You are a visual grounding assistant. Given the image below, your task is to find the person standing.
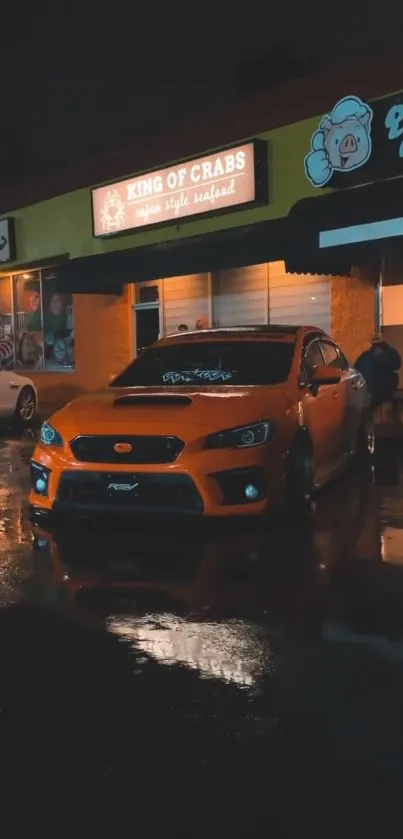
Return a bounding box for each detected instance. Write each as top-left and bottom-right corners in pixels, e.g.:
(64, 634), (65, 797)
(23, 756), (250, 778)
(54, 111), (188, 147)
(354, 333), (401, 409)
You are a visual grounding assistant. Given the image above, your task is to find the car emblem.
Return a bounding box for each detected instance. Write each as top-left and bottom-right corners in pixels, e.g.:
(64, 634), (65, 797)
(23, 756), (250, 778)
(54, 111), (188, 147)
(113, 442), (132, 454)
(107, 482), (139, 492)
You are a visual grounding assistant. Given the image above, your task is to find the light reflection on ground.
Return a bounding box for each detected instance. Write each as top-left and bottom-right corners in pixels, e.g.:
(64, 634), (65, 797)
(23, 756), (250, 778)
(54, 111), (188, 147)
(108, 614), (271, 688)
(0, 436), (35, 603)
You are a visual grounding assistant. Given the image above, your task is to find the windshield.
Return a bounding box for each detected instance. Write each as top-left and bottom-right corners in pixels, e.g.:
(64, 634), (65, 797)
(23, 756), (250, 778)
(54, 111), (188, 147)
(111, 339), (295, 388)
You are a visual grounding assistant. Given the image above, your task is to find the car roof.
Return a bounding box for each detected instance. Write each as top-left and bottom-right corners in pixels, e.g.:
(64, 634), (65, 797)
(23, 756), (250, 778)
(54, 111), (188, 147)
(158, 325), (326, 343)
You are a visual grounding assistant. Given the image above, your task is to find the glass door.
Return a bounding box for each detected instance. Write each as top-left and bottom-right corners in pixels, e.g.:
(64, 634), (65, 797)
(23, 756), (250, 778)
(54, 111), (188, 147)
(134, 303), (160, 354)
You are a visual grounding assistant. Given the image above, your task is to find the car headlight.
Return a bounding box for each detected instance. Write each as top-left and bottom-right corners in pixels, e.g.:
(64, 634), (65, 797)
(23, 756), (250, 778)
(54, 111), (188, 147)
(39, 421), (63, 447)
(205, 421), (274, 450)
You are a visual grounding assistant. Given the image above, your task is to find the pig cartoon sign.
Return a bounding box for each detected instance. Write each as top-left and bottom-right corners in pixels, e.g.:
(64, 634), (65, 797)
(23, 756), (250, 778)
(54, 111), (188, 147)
(304, 96), (374, 187)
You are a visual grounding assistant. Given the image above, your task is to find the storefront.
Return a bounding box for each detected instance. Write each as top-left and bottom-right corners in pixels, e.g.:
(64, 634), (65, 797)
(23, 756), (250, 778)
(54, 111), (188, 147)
(286, 90), (403, 371)
(2, 78), (402, 406)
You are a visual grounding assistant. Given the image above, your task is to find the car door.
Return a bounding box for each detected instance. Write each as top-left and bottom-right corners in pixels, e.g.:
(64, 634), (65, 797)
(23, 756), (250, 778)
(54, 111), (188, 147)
(321, 342), (366, 453)
(318, 340), (349, 458)
(0, 366), (19, 416)
(300, 338), (343, 481)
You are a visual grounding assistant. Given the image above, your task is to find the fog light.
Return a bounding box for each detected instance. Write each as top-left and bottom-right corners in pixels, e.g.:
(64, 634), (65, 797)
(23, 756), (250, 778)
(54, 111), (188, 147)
(212, 467), (265, 505)
(30, 461), (50, 497)
(33, 536), (49, 550)
(245, 483), (259, 500)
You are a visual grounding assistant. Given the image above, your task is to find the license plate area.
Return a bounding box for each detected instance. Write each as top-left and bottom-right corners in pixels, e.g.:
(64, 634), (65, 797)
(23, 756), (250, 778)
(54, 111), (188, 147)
(104, 473), (141, 505)
(57, 471), (204, 511)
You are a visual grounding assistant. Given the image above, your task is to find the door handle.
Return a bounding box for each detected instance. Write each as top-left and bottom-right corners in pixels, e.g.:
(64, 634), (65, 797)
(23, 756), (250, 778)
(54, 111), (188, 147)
(332, 390), (339, 399)
(9, 381), (19, 389)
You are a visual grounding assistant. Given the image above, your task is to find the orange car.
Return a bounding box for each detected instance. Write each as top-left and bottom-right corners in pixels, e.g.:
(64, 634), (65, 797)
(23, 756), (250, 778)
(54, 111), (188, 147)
(28, 325), (372, 523)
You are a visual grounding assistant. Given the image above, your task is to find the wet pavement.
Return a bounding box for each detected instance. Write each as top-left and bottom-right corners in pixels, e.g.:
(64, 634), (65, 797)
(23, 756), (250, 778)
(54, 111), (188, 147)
(3, 426), (403, 832)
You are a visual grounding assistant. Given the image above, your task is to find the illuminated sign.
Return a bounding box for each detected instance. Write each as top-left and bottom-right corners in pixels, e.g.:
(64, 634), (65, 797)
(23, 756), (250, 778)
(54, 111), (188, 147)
(91, 142), (263, 237)
(305, 96), (373, 188)
(304, 91), (403, 190)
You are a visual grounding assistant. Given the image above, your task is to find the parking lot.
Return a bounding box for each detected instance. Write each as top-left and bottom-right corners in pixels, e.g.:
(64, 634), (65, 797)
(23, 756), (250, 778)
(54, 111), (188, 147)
(2, 426), (403, 832)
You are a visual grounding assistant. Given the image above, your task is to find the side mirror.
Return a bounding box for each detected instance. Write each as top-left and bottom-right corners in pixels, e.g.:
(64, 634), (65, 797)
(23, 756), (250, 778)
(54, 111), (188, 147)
(311, 364), (341, 387)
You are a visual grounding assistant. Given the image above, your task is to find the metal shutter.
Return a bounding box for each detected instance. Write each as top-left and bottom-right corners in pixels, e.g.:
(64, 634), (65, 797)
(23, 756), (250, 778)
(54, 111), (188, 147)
(212, 264), (268, 327)
(163, 274), (209, 334)
(268, 261), (331, 333)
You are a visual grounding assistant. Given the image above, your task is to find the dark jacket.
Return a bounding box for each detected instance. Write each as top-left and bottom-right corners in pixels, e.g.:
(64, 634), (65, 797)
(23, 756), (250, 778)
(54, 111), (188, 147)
(355, 342), (401, 406)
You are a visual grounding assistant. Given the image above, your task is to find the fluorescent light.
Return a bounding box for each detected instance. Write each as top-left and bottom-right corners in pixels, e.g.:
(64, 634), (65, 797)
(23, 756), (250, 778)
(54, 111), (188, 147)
(319, 216), (403, 249)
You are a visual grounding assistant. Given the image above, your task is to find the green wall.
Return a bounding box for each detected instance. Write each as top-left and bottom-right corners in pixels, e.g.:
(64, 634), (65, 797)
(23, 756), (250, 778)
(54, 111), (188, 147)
(3, 88), (402, 268)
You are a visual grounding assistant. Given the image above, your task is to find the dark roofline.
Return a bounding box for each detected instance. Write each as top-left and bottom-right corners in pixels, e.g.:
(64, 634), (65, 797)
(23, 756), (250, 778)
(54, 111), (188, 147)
(2, 47), (403, 215)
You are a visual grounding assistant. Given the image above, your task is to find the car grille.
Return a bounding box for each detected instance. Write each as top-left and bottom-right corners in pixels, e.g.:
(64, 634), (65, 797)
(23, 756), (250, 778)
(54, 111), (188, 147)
(56, 471), (203, 513)
(69, 435), (184, 464)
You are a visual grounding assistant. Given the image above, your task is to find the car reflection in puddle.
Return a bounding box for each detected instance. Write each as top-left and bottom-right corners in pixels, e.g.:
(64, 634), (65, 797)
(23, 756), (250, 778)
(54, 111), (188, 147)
(29, 458), (403, 689)
(31, 523), (290, 688)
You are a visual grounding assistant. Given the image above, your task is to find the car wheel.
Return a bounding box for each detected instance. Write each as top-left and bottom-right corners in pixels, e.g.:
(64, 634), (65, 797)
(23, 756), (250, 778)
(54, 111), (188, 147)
(14, 385), (37, 425)
(286, 434), (314, 516)
(355, 409), (375, 462)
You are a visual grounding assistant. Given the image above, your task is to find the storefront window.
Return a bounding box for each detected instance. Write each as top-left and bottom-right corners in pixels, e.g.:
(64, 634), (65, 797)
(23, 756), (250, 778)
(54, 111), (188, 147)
(14, 271), (44, 370)
(42, 269), (75, 371)
(0, 275), (15, 370)
(0, 268), (74, 373)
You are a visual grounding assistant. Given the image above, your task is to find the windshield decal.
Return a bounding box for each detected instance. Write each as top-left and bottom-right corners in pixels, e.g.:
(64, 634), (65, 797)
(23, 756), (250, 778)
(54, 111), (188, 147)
(162, 369), (233, 384)
(162, 372), (193, 384)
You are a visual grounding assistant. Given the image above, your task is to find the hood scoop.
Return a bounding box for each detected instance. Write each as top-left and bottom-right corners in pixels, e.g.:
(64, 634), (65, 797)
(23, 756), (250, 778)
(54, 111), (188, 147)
(113, 394), (193, 407)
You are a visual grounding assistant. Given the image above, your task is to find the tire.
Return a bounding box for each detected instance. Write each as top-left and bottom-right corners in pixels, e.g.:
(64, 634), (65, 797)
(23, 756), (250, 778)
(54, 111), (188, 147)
(14, 385), (37, 425)
(286, 434), (314, 516)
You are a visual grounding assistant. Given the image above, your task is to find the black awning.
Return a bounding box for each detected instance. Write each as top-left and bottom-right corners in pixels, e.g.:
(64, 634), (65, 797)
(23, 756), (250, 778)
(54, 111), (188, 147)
(56, 218), (287, 294)
(55, 249), (129, 294)
(285, 176), (403, 275)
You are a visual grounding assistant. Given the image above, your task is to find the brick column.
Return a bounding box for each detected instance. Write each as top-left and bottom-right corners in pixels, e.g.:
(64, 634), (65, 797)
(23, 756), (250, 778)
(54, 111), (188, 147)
(331, 264), (377, 363)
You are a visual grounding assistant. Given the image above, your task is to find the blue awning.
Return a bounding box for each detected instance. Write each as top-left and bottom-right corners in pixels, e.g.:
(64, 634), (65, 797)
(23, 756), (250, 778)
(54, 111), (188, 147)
(285, 177), (403, 275)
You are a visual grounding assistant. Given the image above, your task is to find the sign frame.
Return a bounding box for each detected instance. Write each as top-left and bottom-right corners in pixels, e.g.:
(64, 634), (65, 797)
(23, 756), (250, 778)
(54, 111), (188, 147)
(0, 217), (16, 264)
(90, 139), (269, 239)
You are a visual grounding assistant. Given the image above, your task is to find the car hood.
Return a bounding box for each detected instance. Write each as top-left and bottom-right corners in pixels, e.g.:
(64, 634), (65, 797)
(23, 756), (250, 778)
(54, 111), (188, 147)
(51, 385), (291, 439)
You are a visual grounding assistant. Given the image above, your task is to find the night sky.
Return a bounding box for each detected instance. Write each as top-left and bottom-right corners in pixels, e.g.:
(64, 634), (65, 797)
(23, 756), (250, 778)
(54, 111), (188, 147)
(2, 6), (400, 180)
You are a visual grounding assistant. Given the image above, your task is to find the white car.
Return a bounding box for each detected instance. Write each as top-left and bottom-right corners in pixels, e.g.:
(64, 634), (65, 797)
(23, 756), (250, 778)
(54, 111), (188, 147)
(0, 368), (38, 424)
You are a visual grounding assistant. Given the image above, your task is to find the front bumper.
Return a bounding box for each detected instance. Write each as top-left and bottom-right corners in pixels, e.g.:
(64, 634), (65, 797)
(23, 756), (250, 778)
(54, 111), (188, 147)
(29, 443), (283, 519)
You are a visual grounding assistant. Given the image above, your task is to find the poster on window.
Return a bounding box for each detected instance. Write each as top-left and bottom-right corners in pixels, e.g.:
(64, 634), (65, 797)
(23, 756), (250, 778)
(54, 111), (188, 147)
(14, 272), (44, 371)
(42, 270), (74, 371)
(0, 276), (15, 370)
